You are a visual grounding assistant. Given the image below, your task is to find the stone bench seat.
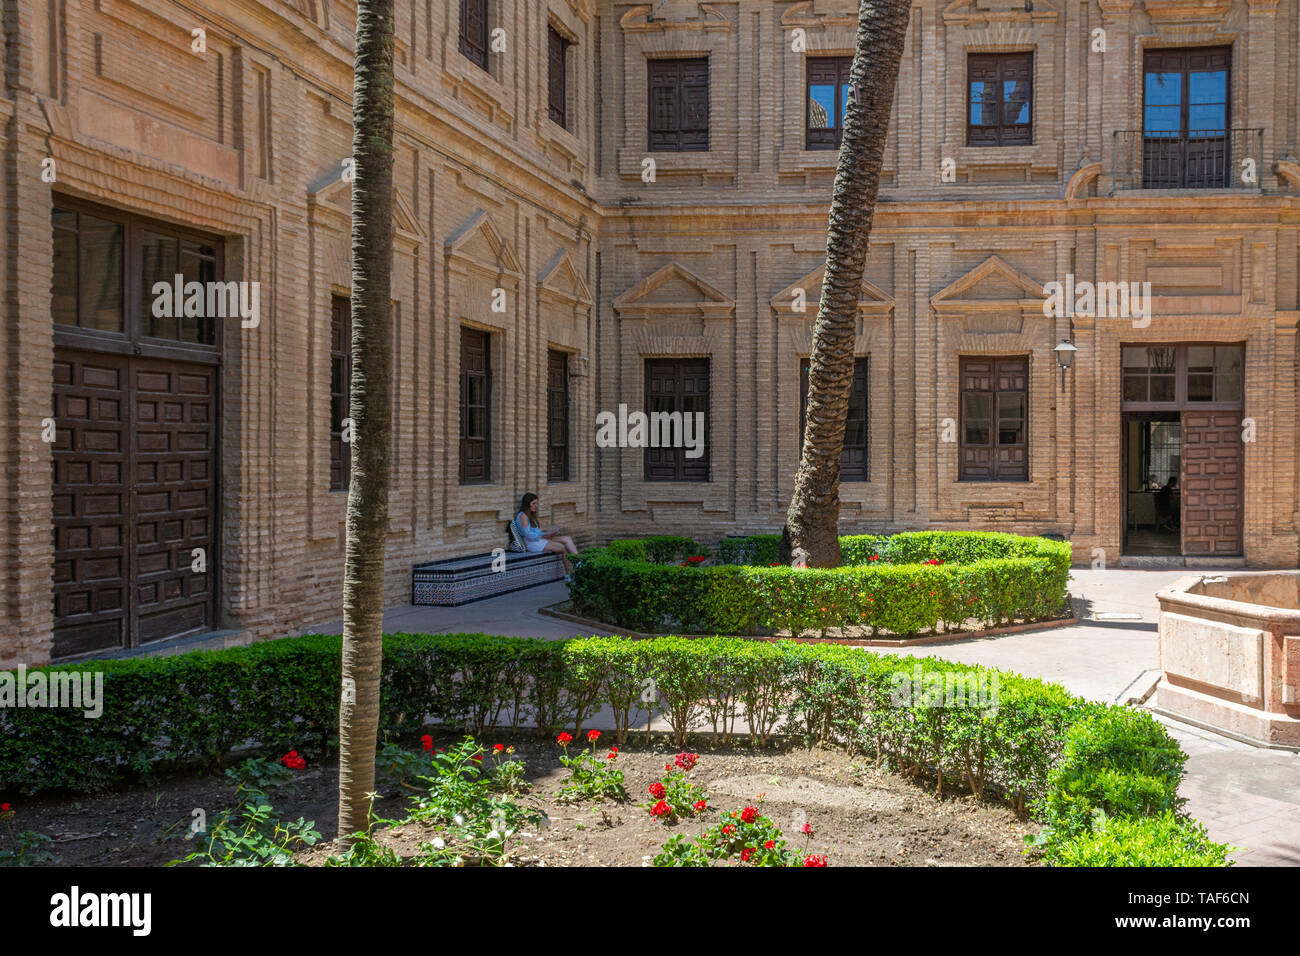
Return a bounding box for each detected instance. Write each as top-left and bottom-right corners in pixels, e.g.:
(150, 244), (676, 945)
(411, 549), (565, 607)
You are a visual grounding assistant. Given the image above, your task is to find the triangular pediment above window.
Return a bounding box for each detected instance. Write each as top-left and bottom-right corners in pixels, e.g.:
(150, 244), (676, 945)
(538, 249), (594, 307)
(931, 255), (1047, 314)
(445, 209), (521, 281)
(308, 171), (424, 243)
(770, 264), (893, 317)
(613, 262), (734, 318)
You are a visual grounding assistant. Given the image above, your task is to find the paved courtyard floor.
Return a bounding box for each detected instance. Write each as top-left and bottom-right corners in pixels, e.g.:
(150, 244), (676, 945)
(319, 566), (1300, 865)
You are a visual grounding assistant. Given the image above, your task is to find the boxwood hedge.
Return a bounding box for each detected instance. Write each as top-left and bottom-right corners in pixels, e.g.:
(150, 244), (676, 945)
(0, 630), (1224, 865)
(571, 531), (1072, 637)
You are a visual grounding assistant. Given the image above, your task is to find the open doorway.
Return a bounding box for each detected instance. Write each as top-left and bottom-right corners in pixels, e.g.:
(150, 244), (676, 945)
(1123, 413), (1181, 555)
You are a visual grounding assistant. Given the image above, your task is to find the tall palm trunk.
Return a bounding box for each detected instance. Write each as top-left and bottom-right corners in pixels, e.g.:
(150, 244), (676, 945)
(337, 0), (395, 844)
(782, 0), (911, 568)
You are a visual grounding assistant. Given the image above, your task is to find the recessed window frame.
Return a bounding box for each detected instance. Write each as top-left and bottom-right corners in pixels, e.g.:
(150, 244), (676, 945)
(643, 357), (710, 482)
(547, 23), (571, 130)
(966, 51), (1034, 147)
(647, 57), (710, 152)
(958, 356), (1029, 482)
(329, 294), (352, 492)
(459, 326), (492, 485)
(547, 349), (570, 482)
(800, 357), (870, 481)
(459, 0), (490, 72)
(805, 55), (853, 151)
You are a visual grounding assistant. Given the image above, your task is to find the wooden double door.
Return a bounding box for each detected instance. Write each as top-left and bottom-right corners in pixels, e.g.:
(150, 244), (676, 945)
(52, 349), (218, 658)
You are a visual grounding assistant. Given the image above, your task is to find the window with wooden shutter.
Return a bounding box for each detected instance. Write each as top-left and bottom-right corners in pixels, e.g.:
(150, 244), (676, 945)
(548, 25), (569, 129)
(460, 328), (491, 484)
(459, 0), (489, 71)
(644, 358), (709, 482)
(647, 58), (709, 152)
(800, 358), (869, 481)
(329, 295), (352, 491)
(547, 350), (570, 482)
(967, 52), (1033, 147)
(806, 56), (853, 151)
(959, 357), (1028, 481)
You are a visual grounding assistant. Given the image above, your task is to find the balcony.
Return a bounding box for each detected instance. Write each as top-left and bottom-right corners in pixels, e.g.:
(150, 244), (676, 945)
(1112, 128), (1264, 190)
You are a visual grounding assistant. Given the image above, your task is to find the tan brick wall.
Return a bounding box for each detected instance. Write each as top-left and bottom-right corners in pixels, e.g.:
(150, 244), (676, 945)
(0, 0), (1297, 666)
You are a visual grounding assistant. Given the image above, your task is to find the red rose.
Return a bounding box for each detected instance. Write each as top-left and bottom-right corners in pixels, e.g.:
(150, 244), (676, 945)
(421, 735), (434, 751)
(648, 782), (666, 799)
(740, 806), (758, 824)
(651, 800), (671, 817)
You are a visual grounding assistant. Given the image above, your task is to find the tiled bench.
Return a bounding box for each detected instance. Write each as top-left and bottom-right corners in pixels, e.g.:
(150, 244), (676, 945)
(411, 550), (565, 607)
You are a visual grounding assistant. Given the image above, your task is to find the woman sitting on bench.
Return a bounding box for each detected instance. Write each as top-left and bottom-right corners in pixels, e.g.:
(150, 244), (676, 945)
(513, 492), (578, 573)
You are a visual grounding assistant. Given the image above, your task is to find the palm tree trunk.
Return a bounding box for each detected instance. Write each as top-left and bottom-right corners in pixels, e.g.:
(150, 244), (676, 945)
(783, 0), (911, 568)
(337, 0), (395, 844)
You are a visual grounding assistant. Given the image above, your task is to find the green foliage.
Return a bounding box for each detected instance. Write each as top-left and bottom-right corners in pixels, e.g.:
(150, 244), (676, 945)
(2, 626), (1216, 869)
(1037, 708), (1188, 837)
(1038, 811), (1233, 867)
(176, 786), (322, 867)
(0, 811), (59, 867)
(555, 731), (626, 803)
(570, 531), (1071, 636)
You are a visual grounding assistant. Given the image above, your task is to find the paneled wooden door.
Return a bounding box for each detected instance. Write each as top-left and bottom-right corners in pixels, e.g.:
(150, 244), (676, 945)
(52, 349), (217, 658)
(1181, 410), (1243, 555)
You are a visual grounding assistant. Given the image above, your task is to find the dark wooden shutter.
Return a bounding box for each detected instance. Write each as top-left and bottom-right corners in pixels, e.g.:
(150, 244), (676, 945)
(648, 58), (709, 152)
(967, 52), (1033, 147)
(800, 358), (869, 480)
(329, 295), (351, 492)
(548, 26), (568, 128)
(960, 357), (1028, 481)
(1181, 410), (1242, 555)
(459, 328), (491, 483)
(805, 56), (852, 150)
(645, 358), (709, 481)
(547, 350), (569, 481)
(459, 0), (489, 71)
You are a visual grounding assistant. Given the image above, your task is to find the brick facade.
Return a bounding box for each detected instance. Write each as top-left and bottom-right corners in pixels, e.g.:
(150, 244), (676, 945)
(1, 0), (1297, 665)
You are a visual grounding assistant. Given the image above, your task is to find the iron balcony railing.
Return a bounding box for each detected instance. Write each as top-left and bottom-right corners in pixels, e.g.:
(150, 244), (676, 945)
(1112, 128), (1264, 190)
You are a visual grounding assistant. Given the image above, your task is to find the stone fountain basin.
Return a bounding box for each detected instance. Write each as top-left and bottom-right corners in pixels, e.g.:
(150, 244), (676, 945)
(1153, 572), (1300, 750)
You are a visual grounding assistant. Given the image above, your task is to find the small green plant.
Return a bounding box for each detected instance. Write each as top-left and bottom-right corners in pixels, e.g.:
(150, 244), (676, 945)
(651, 833), (710, 867)
(485, 743), (531, 795)
(174, 788), (322, 867)
(555, 730), (627, 803)
(0, 803), (60, 867)
(652, 798), (825, 867)
(644, 751), (710, 822)
(225, 755), (295, 792)
(326, 830), (403, 867)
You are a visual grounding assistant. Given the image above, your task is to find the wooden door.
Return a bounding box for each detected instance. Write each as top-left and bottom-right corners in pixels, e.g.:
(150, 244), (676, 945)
(51, 350), (217, 656)
(1181, 410), (1242, 555)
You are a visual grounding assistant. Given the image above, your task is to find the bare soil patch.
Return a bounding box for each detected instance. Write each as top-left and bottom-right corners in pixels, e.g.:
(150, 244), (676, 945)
(12, 731), (1038, 867)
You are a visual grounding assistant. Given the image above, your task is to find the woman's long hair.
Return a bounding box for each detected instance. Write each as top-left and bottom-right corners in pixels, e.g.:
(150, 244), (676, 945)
(516, 492), (539, 528)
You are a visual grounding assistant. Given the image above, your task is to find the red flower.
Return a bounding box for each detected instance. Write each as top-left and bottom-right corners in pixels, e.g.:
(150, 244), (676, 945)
(804, 854), (827, 867)
(801, 823), (813, 835)
(607, 751), (618, 761)
(674, 752), (698, 771)
(280, 750), (306, 770)
(741, 847), (754, 863)
(665, 763), (673, 772)
(0, 803), (11, 814)
(557, 732), (573, 746)
(493, 743), (505, 753)
(648, 782), (666, 799)
(421, 734), (433, 752)
(587, 729), (601, 743)
(721, 824), (736, 836)
(764, 840), (775, 850)
(869, 555), (881, 561)
(693, 799), (707, 813)
(651, 800), (671, 818)
(470, 754), (483, 764)
(740, 806), (758, 824)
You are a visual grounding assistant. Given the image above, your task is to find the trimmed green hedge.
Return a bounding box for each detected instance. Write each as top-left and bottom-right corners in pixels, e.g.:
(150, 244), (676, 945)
(0, 630), (1223, 865)
(571, 531), (1072, 637)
